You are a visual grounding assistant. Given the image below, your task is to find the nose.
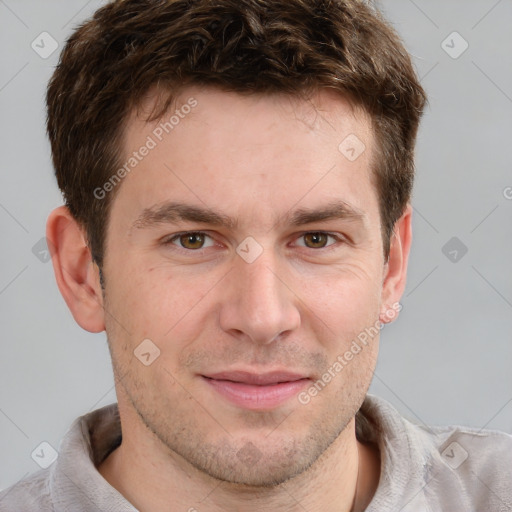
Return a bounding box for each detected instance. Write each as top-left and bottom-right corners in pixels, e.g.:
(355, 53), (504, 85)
(219, 250), (301, 345)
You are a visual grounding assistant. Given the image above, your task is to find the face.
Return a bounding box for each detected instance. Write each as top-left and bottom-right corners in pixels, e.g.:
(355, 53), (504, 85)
(100, 87), (390, 486)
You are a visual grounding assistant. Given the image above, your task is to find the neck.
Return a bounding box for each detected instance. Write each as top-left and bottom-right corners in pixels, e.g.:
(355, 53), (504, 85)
(98, 405), (380, 512)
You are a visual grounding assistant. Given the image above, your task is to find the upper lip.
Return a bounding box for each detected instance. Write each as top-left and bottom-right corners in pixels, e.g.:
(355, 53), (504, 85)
(202, 371), (309, 386)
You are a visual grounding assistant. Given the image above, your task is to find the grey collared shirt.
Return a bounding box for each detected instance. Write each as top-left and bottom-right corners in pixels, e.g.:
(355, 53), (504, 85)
(1, 395), (511, 511)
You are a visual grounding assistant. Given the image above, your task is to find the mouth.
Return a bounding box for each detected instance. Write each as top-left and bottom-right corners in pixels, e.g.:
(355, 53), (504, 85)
(201, 371), (311, 410)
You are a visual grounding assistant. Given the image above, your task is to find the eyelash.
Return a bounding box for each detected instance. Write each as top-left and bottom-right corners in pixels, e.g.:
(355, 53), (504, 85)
(161, 231), (346, 254)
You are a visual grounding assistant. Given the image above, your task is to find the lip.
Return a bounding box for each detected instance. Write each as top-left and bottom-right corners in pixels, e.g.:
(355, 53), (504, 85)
(201, 371), (310, 410)
(204, 371), (307, 385)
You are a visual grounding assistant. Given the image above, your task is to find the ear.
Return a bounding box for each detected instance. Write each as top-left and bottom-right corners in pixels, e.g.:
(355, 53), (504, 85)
(46, 206), (105, 333)
(379, 203), (412, 324)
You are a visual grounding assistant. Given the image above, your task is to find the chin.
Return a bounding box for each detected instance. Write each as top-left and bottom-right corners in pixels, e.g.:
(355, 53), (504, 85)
(201, 457), (312, 488)
(184, 434), (322, 489)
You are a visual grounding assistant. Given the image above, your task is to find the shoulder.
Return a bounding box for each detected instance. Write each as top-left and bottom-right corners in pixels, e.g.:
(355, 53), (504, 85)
(0, 469), (53, 511)
(361, 395), (512, 510)
(412, 421), (512, 509)
(437, 423), (511, 469)
(420, 421), (512, 470)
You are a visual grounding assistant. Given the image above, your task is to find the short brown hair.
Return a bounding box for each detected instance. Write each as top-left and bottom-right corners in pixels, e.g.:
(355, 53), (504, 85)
(47, 0), (427, 268)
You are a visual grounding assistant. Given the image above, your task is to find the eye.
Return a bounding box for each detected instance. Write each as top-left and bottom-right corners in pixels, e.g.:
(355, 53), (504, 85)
(295, 232), (341, 249)
(164, 232), (215, 250)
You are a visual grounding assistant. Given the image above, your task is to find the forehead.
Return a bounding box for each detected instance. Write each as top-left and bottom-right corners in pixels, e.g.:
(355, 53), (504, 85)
(113, 86), (378, 232)
(130, 85), (373, 144)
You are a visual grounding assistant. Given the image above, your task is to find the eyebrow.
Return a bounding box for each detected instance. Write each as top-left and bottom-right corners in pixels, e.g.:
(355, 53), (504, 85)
(130, 199), (365, 232)
(289, 200), (364, 226)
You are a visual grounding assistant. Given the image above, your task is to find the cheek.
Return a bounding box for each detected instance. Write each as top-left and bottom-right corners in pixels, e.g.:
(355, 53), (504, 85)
(300, 263), (382, 333)
(106, 261), (222, 349)
(304, 273), (381, 405)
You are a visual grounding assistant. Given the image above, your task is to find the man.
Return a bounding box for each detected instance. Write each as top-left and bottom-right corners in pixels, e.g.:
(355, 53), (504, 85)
(1, 0), (510, 510)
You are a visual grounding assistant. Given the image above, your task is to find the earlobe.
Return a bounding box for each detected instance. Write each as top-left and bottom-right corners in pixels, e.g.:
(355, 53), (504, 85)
(46, 206), (106, 333)
(379, 204), (412, 324)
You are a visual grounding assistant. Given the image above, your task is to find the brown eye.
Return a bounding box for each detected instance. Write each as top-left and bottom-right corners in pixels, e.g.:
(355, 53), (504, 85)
(303, 232), (329, 248)
(163, 231), (217, 253)
(178, 232), (206, 249)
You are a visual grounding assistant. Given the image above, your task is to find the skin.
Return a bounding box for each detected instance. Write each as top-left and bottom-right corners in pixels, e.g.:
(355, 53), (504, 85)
(47, 86), (412, 512)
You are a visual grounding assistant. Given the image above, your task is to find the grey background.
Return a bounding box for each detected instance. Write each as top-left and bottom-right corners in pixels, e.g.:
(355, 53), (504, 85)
(1, 0), (511, 490)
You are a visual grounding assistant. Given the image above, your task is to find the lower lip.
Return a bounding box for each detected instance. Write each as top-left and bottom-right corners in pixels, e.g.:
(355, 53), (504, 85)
(202, 376), (310, 410)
